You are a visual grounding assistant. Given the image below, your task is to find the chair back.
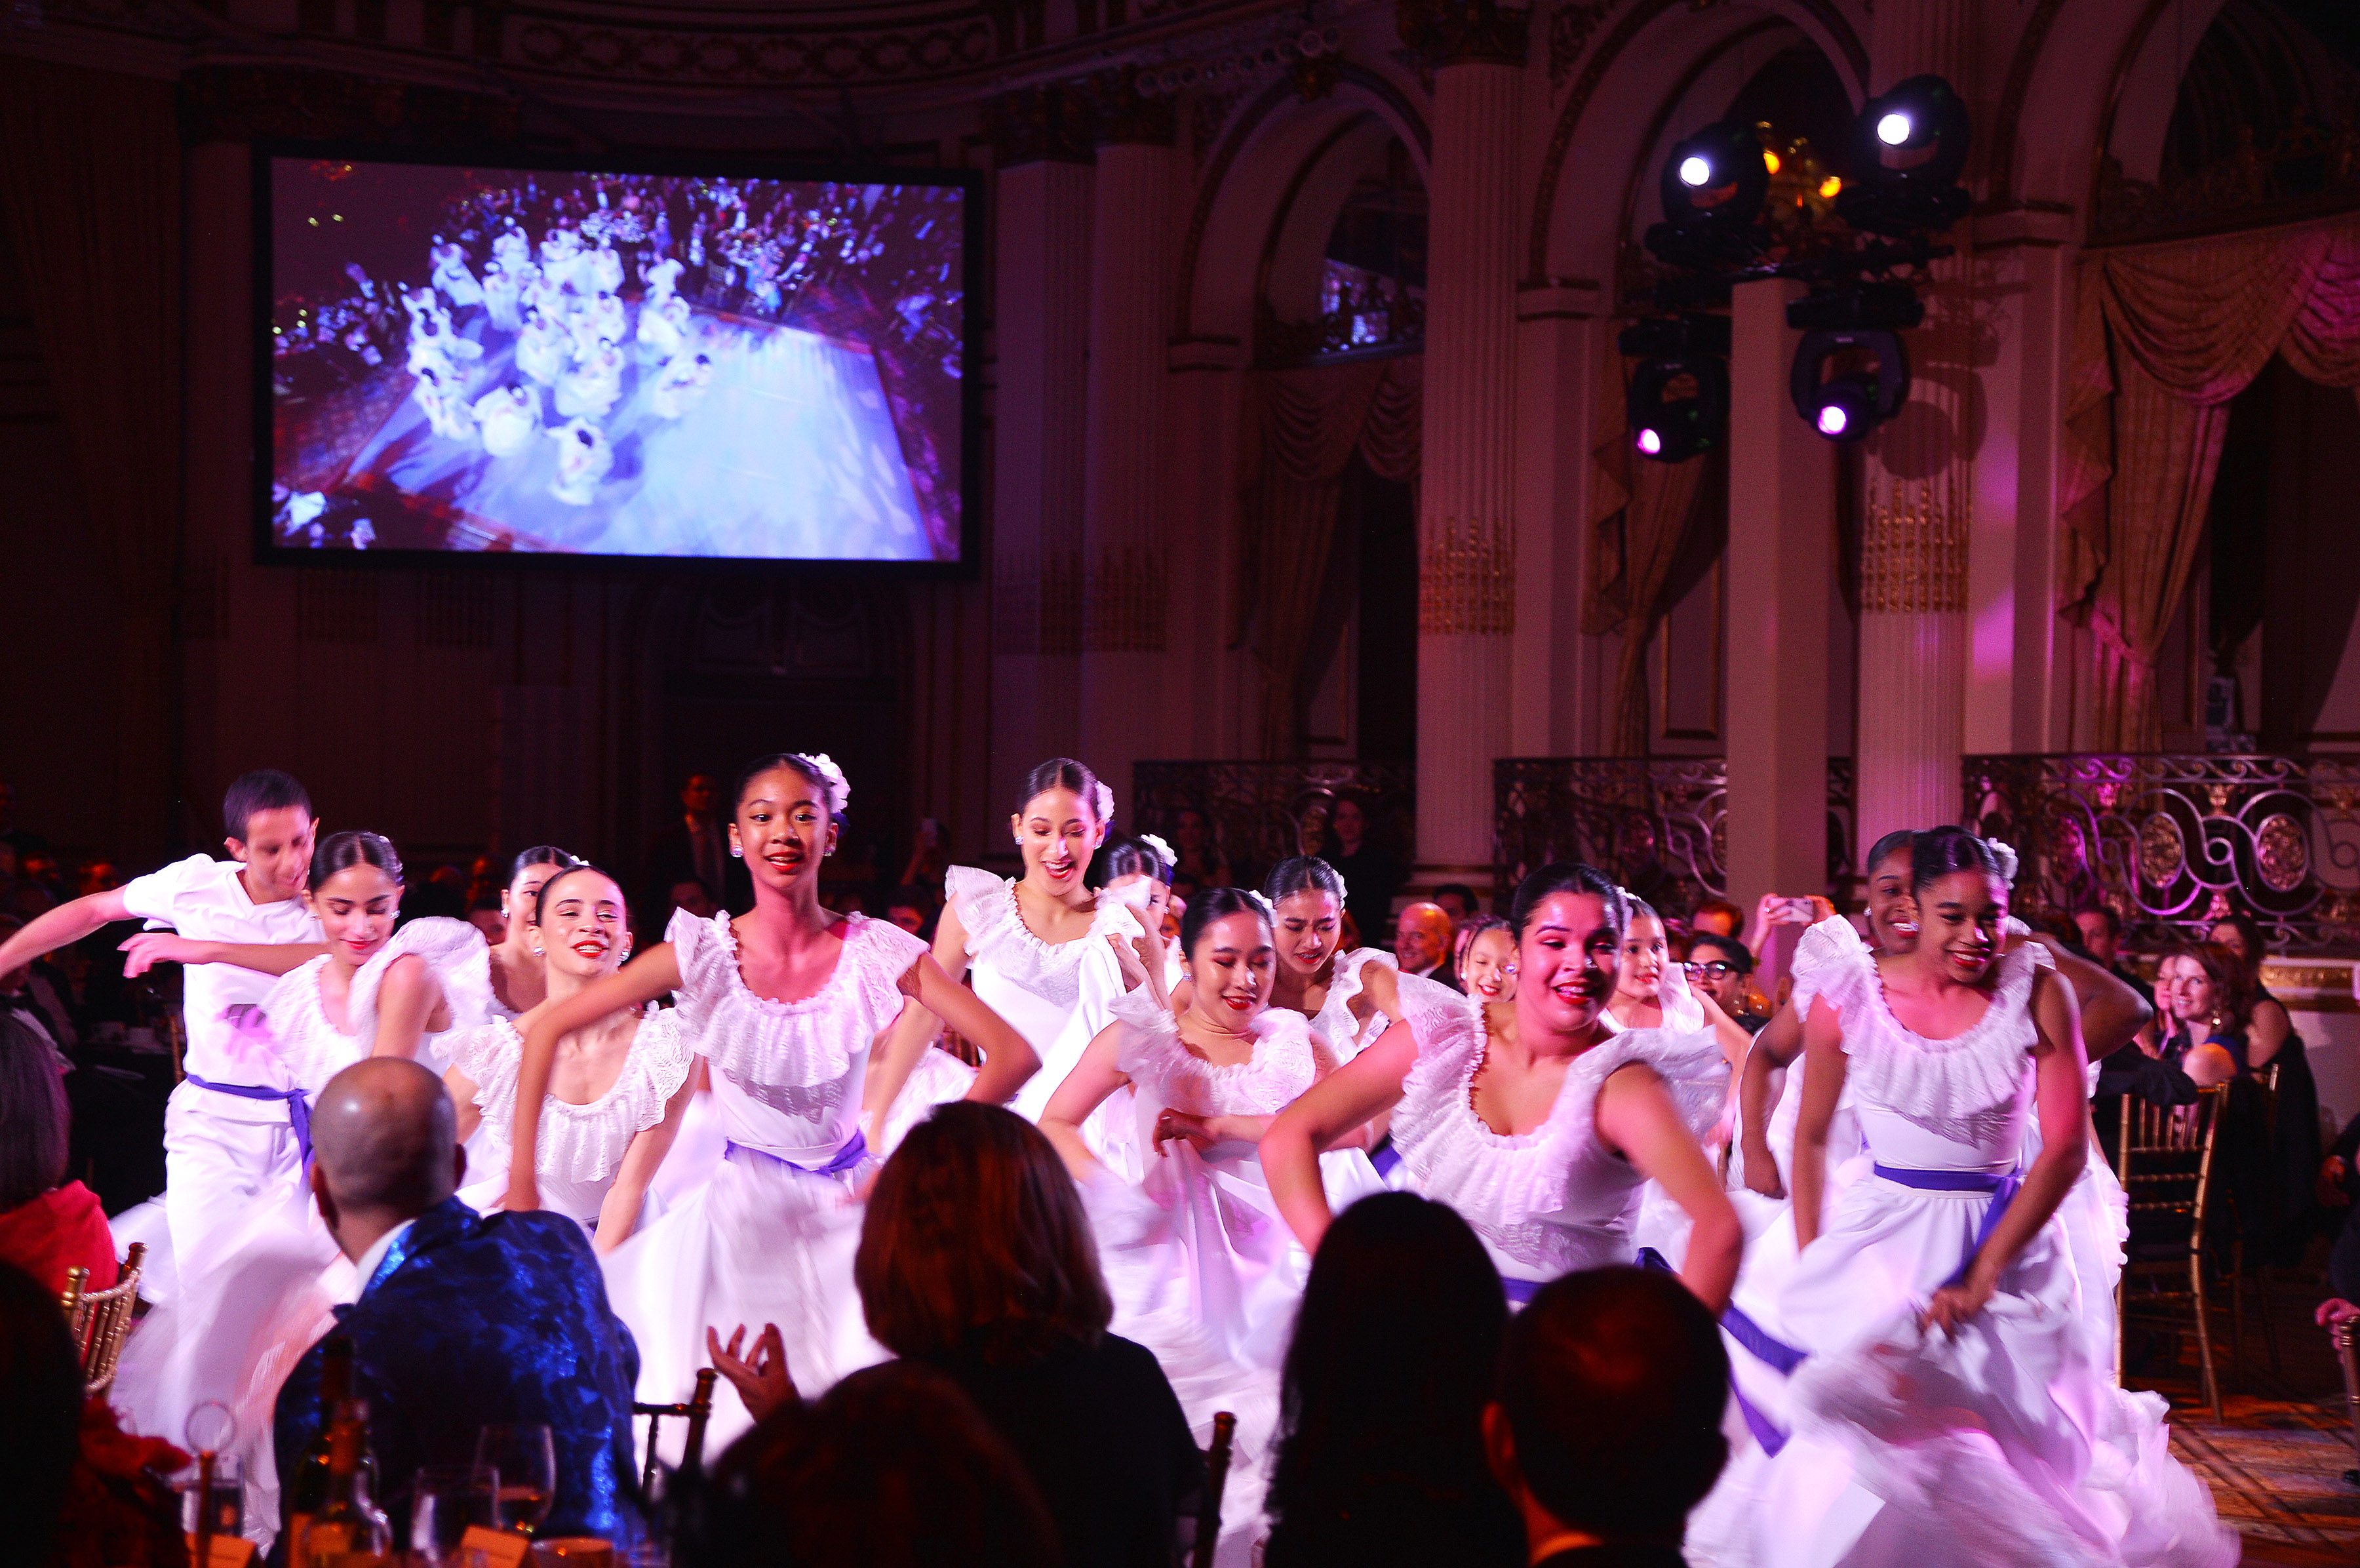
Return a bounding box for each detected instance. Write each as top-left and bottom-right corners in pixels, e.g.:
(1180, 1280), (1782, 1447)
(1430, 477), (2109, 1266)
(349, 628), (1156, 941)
(2117, 1086), (2222, 1253)
(1190, 1411), (1236, 1568)
(632, 1366), (718, 1495)
(60, 1242), (146, 1396)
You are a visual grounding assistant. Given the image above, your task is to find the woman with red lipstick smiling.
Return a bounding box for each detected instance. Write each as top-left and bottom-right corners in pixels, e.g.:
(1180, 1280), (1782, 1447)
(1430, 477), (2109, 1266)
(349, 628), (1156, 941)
(871, 758), (1160, 1136)
(502, 752), (1036, 1444)
(446, 865), (697, 1253)
(1038, 886), (1337, 1560)
(1715, 827), (2233, 1568)
(1260, 863), (1740, 1314)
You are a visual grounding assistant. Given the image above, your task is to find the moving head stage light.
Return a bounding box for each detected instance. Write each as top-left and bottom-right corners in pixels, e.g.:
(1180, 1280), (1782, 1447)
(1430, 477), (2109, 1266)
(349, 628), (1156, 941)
(1621, 313), (1731, 464)
(1645, 120), (1770, 270)
(1837, 73), (1973, 237)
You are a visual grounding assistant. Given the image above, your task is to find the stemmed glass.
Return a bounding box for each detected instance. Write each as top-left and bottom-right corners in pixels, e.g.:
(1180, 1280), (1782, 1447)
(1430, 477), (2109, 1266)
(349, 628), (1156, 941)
(411, 1464), (500, 1566)
(474, 1425), (556, 1537)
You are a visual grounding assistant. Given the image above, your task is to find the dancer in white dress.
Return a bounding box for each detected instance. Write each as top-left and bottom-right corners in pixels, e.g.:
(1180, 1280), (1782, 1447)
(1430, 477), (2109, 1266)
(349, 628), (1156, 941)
(448, 865), (696, 1249)
(549, 418), (612, 505)
(515, 309), (571, 386)
(642, 251), (684, 307)
(872, 757), (1158, 1136)
(1261, 862), (1741, 1313)
(1260, 855), (1403, 1066)
(473, 383), (540, 458)
(650, 351), (713, 419)
(429, 236), (484, 309)
(1703, 827), (2234, 1568)
(481, 260), (523, 332)
(1039, 886), (1331, 1560)
(502, 753), (1038, 1450)
(555, 338), (623, 421)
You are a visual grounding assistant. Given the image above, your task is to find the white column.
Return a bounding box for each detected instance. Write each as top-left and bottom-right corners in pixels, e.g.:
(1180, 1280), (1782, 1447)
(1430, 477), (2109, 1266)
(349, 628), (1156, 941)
(1727, 279), (1835, 981)
(990, 141), (1093, 814)
(1512, 282), (1608, 756)
(1855, 0), (1978, 852)
(1415, 33), (1526, 897)
(1080, 123), (1180, 806)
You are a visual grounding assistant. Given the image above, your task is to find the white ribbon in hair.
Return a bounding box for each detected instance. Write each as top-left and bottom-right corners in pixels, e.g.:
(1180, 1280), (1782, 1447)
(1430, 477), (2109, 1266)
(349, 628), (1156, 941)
(1139, 833), (1177, 870)
(793, 753), (851, 815)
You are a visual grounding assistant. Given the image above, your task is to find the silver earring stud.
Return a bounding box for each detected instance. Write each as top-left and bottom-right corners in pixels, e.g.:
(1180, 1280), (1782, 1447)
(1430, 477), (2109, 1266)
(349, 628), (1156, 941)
(730, 846), (743, 858)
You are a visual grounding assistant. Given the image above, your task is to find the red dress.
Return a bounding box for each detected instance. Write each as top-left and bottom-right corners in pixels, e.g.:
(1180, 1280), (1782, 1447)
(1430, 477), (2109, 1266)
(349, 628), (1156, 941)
(0, 1182), (119, 1297)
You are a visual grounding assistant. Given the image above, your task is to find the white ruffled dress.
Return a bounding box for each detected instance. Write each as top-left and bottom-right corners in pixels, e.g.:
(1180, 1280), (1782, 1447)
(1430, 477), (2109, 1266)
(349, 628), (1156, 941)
(1079, 992), (1327, 1565)
(597, 909), (927, 1456)
(1690, 943), (2236, 1568)
(113, 917), (498, 1548)
(450, 1006), (697, 1236)
(1386, 972), (1727, 1297)
(1285, 947), (1398, 1209)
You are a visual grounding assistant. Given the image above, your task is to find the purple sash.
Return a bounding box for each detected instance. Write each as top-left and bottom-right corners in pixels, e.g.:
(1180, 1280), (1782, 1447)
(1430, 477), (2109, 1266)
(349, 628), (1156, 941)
(725, 1131), (869, 1179)
(186, 1073), (312, 1167)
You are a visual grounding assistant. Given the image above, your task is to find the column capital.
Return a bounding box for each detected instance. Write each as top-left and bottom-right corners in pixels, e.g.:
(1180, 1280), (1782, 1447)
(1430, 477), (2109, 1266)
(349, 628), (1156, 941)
(1397, 0), (1531, 70)
(985, 84), (1097, 167)
(1084, 68), (1178, 149)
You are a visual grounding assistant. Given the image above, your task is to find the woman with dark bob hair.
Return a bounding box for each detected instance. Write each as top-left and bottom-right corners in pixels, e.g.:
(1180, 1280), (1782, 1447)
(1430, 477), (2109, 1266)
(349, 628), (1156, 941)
(1263, 1192), (1523, 1568)
(713, 1102), (1202, 1568)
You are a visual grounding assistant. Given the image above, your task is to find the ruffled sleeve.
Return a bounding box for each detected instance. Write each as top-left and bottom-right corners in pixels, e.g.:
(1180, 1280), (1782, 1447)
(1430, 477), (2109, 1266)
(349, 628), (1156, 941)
(1109, 988), (1179, 1078)
(664, 907), (731, 1036)
(1790, 914), (1871, 1025)
(1606, 1025), (1732, 1142)
(945, 865), (1015, 958)
(348, 917), (493, 1050)
(446, 1019), (517, 1097)
(844, 915), (928, 1021)
(464, 1009), (698, 1186)
(1392, 970), (1485, 1103)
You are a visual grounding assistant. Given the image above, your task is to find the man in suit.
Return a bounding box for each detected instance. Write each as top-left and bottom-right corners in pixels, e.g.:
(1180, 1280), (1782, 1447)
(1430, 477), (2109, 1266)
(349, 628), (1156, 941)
(1483, 1267), (1729, 1566)
(1393, 901), (1459, 990)
(273, 1059), (641, 1545)
(644, 770), (750, 919)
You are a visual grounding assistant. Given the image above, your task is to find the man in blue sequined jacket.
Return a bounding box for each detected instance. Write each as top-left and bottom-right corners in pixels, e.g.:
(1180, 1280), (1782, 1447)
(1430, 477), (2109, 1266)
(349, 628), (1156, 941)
(273, 1057), (642, 1548)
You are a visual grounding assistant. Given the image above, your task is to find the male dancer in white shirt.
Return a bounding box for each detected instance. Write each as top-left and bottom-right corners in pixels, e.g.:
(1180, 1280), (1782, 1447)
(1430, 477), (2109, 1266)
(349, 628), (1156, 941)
(0, 770), (325, 1271)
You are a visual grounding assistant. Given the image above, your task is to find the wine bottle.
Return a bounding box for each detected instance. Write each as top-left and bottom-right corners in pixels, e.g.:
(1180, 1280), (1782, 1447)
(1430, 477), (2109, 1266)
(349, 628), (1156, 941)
(292, 1400), (390, 1567)
(282, 1334), (354, 1551)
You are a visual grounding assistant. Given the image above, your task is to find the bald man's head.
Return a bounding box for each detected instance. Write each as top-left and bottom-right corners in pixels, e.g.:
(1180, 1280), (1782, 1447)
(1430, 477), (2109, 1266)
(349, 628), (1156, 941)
(1394, 901), (1452, 973)
(311, 1057), (460, 1235)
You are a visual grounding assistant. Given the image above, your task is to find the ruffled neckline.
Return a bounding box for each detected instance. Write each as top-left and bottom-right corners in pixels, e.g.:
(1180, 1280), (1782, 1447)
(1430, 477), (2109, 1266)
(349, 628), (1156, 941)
(452, 1007), (696, 1185)
(1307, 947), (1394, 1057)
(1109, 990), (1320, 1113)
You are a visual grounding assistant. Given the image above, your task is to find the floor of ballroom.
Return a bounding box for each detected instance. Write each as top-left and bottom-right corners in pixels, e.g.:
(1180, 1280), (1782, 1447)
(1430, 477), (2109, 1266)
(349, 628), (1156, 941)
(2130, 1268), (2360, 1563)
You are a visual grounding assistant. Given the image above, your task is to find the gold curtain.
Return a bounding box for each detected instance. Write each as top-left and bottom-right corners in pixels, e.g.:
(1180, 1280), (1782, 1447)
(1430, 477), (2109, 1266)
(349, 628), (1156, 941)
(1236, 357), (1422, 757)
(1587, 342), (1709, 756)
(2060, 210), (2360, 748)
(0, 59), (182, 819)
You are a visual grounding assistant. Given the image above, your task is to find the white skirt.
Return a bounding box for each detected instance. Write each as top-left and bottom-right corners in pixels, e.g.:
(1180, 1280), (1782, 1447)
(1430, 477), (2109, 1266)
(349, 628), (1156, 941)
(1691, 1170), (2236, 1568)
(598, 1146), (884, 1463)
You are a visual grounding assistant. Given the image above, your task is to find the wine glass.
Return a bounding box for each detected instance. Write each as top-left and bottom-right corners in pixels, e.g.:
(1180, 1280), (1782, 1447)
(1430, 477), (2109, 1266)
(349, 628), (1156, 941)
(473, 1425), (556, 1536)
(411, 1464), (500, 1565)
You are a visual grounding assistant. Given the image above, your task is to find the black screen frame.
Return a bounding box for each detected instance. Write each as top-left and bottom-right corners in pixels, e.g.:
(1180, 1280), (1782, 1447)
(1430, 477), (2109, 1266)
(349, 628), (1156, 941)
(250, 138), (983, 579)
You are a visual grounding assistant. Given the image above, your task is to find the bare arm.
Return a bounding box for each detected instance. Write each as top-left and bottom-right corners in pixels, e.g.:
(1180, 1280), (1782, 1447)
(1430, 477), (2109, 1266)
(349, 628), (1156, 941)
(507, 945), (682, 1212)
(1927, 969), (2091, 1331)
(119, 934), (328, 979)
(864, 898), (974, 1124)
(593, 1067), (698, 1254)
(1790, 999), (1849, 1251)
(903, 954), (1038, 1105)
(1036, 1023), (1130, 1181)
(370, 954), (451, 1060)
(2022, 933), (2151, 1060)
(1260, 1020), (1418, 1253)
(1595, 1063), (1742, 1313)
(2247, 998), (2291, 1069)
(0, 890), (130, 973)
(444, 1067), (484, 1146)
(1738, 1003), (1803, 1199)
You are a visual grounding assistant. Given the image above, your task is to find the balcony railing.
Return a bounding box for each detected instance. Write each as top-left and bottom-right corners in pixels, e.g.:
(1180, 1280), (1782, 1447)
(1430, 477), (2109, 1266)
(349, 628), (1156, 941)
(1965, 753), (2360, 955)
(1131, 760), (1414, 896)
(1493, 757), (1858, 914)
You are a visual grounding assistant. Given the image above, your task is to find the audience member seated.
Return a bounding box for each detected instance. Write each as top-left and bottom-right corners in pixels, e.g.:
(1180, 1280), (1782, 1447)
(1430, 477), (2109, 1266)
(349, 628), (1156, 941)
(713, 1103), (1202, 1568)
(2319, 1113), (2360, 1308)
(1168, 806), (1233, 891)
(2149, 944), (2249, 1084)
(1484, 1266), (1730, 1567)
(883, 885), (934, 939)
(1687, 899), (1743, 943)
(2207, 911), (2294, 1067)
(465, 886), (505, 945)
(1263, 1192), (1524, 1568)
(0, 1015), (117, 1297)
(2073, 903), (2154, 1009)
(691, 1360), (1061, 1568)
(1432, 883), (1478, 932)
(3, 1259), (189, 1568)
(273, 1057), (641, 1546)
(2205, 909), (2323, 1261)
(1683, 935), (1766, 1034)
(1393, 902), (1456, 987)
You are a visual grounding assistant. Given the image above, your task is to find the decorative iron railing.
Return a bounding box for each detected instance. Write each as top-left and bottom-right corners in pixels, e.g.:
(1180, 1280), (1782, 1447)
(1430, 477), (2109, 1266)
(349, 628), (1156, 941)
(1964, 753), (2360, 955)
(1493, 757), (1860, 914)
(1131, 760), (1414, 895)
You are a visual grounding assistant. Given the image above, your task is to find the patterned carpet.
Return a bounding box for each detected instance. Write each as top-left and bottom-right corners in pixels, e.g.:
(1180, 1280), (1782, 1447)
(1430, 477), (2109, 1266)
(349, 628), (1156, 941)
(2128, 1278), (2360, 1563)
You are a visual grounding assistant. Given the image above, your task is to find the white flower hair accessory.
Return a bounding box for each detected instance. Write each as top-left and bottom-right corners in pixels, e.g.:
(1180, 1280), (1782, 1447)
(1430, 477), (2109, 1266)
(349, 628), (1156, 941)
(1139, 833), (1177, 870)
(793, 753), (850, 816)
(1092, 779), (1116, 824)
(1246, 889), (1277, 918)
(1982, 836), (2020, 887)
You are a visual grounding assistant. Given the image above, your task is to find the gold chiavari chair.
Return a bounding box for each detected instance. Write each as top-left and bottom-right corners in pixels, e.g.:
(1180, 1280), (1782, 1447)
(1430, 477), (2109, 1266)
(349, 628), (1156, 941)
(2331, 1314), (2360, 1488)
(2117, 1086), (2226, 1420)
(61, 1241), (147, 1397)
(633, 1367), (718, 1493)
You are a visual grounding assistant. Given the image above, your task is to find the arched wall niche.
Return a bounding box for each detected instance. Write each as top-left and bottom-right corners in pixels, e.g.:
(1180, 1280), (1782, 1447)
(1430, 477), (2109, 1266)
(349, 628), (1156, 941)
(1256, 113), (1407, 330)
(1177, 62), (1431, 343)
(1529, 0), (1868, 285)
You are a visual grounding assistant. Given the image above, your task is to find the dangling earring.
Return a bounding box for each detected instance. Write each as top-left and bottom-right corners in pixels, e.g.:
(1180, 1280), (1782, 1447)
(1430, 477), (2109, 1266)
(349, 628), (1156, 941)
(730, 846), (743, 858)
